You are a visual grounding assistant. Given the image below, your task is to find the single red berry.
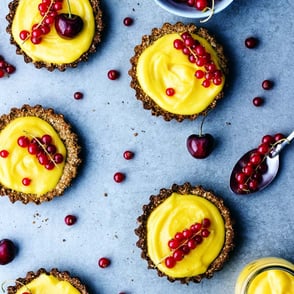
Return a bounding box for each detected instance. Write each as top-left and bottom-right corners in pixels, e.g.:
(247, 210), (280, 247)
(46, 144), (57, 154)
(0, 150), (9, 158)
(166, 88), (175, 96)
(187, 238), (197, 250)
(113, 172), (125, 183)
(242, 165), (254, 176)
(201, 229), (210, 238)
(22, 177), (31, 186)
(235, 172), (247, 184)
(107, 70), (119, 80)
(262, 135), (275, 145)
(168, 238), (180, 250)
(274, 133), (285, 142)
(6, 65), (16, 74)
(173, 249), (184, 261)
(45, 161), (55, 170)
(195, 70), (204, 79)
(165, 256), (176, 268)
(250, 153), (262, 165)
(181, 245), (190, 255)
(194, 235), (203, 244)
(248, 179), (259, 191)
(257, 143), (270, 155)
(98, 257), (111, 268)
(74, 91), (83, 100)
(190, 222), (202, 233)
(202, 218), (211, 228)
(174, 232), (184, 241)
(19, 30), (30, 40)
(123, 17), (133, 26)
(17, 136), (30, 147)
(253, 97), (264, 107)
(245, 37), (258, 49)
(173, 39), (184, 50)
(53, 153), (64, 164)
(123, 150), (134, 160)
(195, 0), (208, 11)
(262, 80), (273, 90)
(37, 153), (49, 165)
(41, 134), (52, 145)
(28, 142), (39, 155)
(64, 215), (77, 226)
(182, 229), (192, 239)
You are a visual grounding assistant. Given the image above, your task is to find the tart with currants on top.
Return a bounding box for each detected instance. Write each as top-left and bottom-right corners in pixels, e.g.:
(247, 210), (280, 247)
(129, 22), (228, 122)
(0, 104), (81, 204)
(5, 268), (88, 294)
(135, 183), (234, 283)
(6, 0), (103, 71)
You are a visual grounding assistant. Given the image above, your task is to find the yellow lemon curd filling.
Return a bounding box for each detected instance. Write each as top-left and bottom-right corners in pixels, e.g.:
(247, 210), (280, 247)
(136, 33), (225, 115)
(147, 193), (225, 278)
(11, 0), (95, 64)
(16, 273), (81, 294)
(235, 257), (294, 294)
(0, 117), (66, 196)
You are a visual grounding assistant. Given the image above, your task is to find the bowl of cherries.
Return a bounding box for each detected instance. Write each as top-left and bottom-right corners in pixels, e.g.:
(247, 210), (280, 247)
(154, 0), (234, 21)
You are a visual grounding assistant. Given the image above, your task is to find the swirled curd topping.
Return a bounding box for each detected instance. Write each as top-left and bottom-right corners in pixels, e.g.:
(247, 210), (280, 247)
(136, 33), (225, 115)
(11, 0), (95, 64)
(147, 193), (225, 278)
(0, 117), (66, 196)
(16, 273), (81, 294)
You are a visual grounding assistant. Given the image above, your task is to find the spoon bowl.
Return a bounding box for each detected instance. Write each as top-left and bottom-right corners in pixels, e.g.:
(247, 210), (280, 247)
(230, 130), (294, 195)
(230, 149), (279, 194)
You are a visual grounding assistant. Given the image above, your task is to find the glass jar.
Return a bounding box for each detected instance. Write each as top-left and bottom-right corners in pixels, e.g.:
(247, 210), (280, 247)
(235, 257), (294, 294)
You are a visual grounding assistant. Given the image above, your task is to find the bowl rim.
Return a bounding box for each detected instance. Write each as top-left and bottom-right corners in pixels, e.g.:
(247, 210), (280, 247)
(154, 0), (234, 19)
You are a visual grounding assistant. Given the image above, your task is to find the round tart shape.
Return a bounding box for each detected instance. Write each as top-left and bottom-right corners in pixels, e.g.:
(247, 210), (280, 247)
(6, 268), (88, 294)
(0, 104), (81, 204)
(129, 22), (228, 122)
(135, 183), (234, 283)
(6, 0), (103, 71)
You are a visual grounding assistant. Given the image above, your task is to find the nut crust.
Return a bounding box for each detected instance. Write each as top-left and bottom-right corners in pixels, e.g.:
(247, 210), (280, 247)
(6, 0), (104, 71)
(0, 104), (81, 204)
(135, 182), (235, 284)
(7, 268), (88, 294)
(129, 22), (228, 122)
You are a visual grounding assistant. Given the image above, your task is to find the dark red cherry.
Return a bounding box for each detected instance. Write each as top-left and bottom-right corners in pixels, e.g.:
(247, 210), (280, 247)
(55, 13), (83, 39)
(0, 239), (16, 265)
(187, 134), (214, 159)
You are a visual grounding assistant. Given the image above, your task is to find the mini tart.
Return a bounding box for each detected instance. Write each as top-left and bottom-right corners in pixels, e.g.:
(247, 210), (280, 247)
(135, 183), (234, 283)
(6, 268), (88, 294)
(129, 22), (228, 122)
(0, 104), (81, 204)
(6, 0), (103, 71)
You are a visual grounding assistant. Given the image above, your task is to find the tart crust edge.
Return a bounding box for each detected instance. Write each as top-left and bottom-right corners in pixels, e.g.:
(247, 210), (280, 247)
(5, 0), (104, 72)
(135, 182), (235, 284)
(7, 268), (89, 294)
(0, 104), (81, 204)
(128, 22), (229, 122)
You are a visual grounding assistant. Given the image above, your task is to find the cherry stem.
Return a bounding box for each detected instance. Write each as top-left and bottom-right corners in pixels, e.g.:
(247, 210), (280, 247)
(66, 0), (72, 18)
(199, 115), (207, 137)
(22, 130), (59, 168)
(200, 0), (215, 23)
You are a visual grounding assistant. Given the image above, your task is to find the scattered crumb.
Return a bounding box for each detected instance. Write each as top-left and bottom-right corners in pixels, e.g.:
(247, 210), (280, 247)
(104, 192), (108, 197)
(226, 121), (231, 126)
(134, 132), (138, 136)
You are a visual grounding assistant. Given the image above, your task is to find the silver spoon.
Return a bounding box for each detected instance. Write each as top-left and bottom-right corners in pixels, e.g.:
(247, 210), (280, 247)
(230, 131), (294, 194)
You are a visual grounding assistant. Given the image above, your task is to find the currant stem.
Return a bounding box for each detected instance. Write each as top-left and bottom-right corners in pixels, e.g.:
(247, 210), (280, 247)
(200, 0), (215, 23)
(22, 131), (59, 168)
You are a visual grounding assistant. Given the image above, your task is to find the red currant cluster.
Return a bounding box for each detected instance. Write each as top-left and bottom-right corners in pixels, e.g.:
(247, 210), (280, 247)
(234, 133), (285, 193)
(173, 0), (215, 11)
(0, 55), (16, 78)
(164, 218), (211, 268)
(19, 0), (64, 44)
(173, 32), (223, 88)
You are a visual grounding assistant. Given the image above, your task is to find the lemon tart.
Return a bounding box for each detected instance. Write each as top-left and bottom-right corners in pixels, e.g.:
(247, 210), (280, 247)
(6, 0), (103, 71)
(6, 268), (88, 294)
(0, 105), (81, 204)
(129, 22), (228, 122)
(135, 183), (234, 283)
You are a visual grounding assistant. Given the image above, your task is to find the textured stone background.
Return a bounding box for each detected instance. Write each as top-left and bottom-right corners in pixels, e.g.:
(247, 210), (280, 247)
(0, 0), (293, 293)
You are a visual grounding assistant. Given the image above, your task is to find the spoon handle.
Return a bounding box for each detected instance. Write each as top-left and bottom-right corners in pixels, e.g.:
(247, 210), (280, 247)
(270, 130), (294, 157)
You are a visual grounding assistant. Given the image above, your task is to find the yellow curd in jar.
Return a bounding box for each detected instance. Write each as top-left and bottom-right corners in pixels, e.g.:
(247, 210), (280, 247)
(136, 33), (225, 115)
(147, 193), (225, 278)
(16, 273), (81, 294)
(0, 117), (66, 196)
(11, 0), (95, 64)
(235, 257), (294, 294)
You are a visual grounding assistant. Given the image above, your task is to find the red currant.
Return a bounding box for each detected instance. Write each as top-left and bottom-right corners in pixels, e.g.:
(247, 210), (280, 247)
(113, 172), (125, 183)
(74, 91), (84, 100)
(65, 215), (77, 226)
(165, 256), (176, 268)
(0, 150), (9, 158)
(173, 249), (184, 261)
(253, 97), (264, 107)
(245, 37), (258, 49)
(166, 88), (175, 96)
(123, 150), (134, 160)
(107, 70), (119, 80)
(274, 133), (285, 142)
(262, 79), (273, 90)
(123, 17), (133, 26)
(168, 238), (180, 250)
(98, 257), (111, 268)
(22, 178), (31, 186)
